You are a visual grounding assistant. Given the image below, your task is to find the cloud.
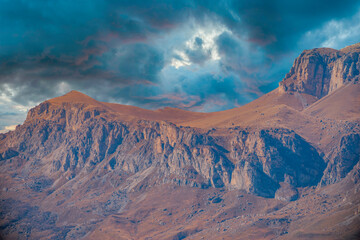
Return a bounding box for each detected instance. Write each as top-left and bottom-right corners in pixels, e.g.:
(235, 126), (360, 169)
(300, 10), (360, 50)
(114, 43), (164, 83)
(168, 23), (225, 68)
(227, 0), (360, 56)
(216, 32), (267, 75)
(184, 37), (212, 65)
(0, 91), (28, 132)
(157, 58), (257, 112)
(0, 125), (17, 134)
(215, 31), (282, 96)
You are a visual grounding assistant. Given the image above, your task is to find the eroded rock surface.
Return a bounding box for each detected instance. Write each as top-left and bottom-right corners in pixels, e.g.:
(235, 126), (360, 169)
(1, 99), (326, 197)
(279, 44), (360, 98)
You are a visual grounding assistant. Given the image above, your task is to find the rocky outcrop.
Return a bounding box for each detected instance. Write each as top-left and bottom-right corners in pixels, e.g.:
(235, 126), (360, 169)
(0, 148), (19, 161)
(275, 182), (298, 201)
(279, 44), (360, 98)
(228, 128), (325, 197)
(0, 99), (325, 198)
(320, 133), (360, 186)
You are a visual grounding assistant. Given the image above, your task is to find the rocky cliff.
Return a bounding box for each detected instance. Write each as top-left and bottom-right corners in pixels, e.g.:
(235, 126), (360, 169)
(320, 133), (360, 186)
(1, 97), (325, 198)
(279, 43), (360, 98)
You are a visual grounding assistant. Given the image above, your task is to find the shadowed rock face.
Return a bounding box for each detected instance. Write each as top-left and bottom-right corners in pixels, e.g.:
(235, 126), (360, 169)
(320, 133), (360, 186)
(279, 45), (360, 98)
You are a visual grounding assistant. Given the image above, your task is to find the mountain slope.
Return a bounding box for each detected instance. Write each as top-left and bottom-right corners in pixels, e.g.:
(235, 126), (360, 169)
(303, 83), (360, 120)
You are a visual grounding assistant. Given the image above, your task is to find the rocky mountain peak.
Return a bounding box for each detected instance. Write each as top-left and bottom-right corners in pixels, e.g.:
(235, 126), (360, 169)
(23, 90), (107, 131)
(279, 44), (360, 99)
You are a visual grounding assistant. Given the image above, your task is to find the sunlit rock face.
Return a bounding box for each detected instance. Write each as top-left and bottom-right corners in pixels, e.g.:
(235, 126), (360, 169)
(279, 44), (360, 98)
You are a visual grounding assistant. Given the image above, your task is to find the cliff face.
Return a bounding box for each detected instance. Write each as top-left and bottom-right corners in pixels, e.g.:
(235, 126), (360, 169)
(320, 133), (360, 186)
(279, 44), (360, 98)
(1, 99), (325, 197)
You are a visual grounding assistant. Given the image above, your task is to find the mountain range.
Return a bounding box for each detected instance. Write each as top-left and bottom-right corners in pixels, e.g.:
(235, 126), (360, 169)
(0, 43), (359, 239)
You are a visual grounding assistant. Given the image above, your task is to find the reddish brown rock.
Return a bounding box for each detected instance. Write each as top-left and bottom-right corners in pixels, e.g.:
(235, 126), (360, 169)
(279, 43), (360, 98)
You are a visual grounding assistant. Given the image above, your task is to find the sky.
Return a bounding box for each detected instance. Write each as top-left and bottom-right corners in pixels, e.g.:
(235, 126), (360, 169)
(1, 0), (360, 133)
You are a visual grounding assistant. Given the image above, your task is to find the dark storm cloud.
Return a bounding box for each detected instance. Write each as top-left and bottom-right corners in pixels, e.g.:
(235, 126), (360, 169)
(120, 73), (248, 112)
(107, 0), (196, 28)
(114, 44), (164, 83)
(226, 0), (360, 56)
(0, 0), (359, 117)
(215, 31), (274, 96)
(0, 0), (166, 105)
(181, 74), (246, 109)
(216, 32), (261, 74)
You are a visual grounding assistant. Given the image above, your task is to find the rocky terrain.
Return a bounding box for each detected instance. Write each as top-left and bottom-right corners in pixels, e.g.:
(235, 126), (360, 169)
(0, 43), (359, 239)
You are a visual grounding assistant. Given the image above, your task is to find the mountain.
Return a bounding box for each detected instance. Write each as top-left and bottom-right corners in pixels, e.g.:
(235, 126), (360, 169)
(0, 43), (359, 240)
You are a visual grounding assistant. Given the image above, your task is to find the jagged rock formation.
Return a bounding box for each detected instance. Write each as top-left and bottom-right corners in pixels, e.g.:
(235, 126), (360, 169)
(0, 43), (359, 240)
(279, 43), (360, 98)
(1, 98), (325, 197)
